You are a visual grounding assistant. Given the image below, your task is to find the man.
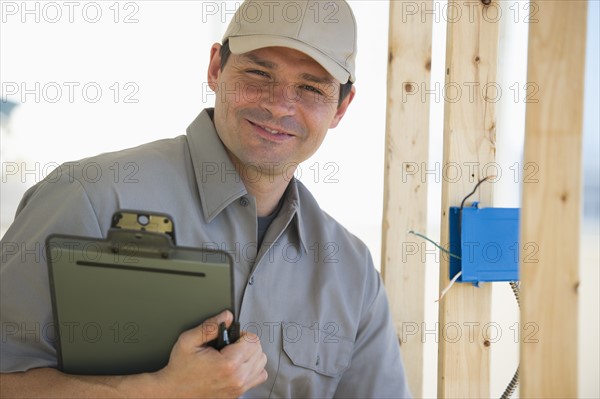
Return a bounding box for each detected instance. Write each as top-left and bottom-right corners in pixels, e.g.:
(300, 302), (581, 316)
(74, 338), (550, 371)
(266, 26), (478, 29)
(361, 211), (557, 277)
(0, 0), (411, 397)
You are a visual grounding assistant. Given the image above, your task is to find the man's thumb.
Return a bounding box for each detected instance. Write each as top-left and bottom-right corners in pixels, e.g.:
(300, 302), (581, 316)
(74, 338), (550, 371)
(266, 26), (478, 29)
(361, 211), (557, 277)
(180, 310), (234, 348)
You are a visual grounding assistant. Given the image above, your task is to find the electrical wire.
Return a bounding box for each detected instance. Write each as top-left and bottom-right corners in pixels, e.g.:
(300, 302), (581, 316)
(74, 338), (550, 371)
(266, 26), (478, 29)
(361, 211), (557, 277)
(460, 175), (495, 210)
(500, 281), (521, 399)
(408, 230), (462, 260)
(407, 230), (462, 302)
(436, 271), (462, 303)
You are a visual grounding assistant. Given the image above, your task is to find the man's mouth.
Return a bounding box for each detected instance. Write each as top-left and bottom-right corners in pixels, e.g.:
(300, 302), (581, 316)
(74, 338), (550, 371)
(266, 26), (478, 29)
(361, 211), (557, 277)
(263, 126), (282, 135)
(248, 120), (294, 137)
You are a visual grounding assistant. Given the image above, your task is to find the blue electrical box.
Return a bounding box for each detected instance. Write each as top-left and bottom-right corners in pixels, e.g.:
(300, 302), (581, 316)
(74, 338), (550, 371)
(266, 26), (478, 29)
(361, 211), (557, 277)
(449, 203), (520, 285)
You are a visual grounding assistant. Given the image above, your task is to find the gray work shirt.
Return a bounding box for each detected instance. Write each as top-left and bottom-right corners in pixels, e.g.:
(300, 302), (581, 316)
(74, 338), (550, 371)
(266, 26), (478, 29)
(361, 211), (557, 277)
(0, 109), (411, 398)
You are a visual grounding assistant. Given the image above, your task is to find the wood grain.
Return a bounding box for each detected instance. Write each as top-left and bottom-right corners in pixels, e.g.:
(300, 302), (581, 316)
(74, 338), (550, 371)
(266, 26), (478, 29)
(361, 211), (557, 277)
(437, 0), (500, 397)
(381, 1), (433, 396)
(520, 1), (587, 397)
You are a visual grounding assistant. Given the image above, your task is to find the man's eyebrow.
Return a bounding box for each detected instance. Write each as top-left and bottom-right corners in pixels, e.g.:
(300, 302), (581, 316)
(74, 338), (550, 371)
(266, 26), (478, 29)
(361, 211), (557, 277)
(239, 53), (277, 69)
(299, 73), (336, 85)
(238, 54), (335, 84)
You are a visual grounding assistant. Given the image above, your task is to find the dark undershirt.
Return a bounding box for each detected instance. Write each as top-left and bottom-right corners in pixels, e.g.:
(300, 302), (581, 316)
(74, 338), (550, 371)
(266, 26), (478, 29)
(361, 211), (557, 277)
(257, 197), (285, 247)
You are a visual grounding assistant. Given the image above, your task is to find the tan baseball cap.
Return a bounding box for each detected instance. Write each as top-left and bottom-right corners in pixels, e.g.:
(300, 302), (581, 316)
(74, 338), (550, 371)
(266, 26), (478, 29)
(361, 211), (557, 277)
(222, 0), (357, 83)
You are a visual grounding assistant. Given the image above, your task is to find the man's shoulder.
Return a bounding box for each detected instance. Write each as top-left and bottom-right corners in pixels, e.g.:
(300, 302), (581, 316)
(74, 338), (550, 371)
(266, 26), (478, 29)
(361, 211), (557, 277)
(58, 135), (189, 179)
(15, 135), (193, 228)
(42, 136), (189, 191)
(27, 135), (191, 197)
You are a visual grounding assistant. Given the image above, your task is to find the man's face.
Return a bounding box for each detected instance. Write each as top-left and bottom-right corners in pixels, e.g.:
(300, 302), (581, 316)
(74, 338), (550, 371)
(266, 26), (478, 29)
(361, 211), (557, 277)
(207, 45), (354, 177)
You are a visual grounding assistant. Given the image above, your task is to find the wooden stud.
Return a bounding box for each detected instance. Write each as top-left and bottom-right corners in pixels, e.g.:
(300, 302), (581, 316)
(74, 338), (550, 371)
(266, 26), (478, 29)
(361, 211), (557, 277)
(381, 1), (433, 396)
(520, 1), (587, 397)
(436, 0), (500, 397)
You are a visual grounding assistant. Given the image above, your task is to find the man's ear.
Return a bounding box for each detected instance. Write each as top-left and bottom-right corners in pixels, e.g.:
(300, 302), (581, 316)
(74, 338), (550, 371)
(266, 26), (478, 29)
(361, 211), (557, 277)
(329, 86), (356, 129)
(207, 43), (222, 92)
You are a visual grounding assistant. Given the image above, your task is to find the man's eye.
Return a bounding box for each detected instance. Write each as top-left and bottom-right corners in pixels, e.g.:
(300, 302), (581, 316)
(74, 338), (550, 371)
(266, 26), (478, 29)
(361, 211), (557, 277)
(248, 70), (269, 78)
(301, 85), (324, 95)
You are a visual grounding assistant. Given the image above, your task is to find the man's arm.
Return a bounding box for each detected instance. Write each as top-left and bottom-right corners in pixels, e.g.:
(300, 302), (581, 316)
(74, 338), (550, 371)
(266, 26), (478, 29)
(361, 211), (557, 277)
(0, 311), (268, 398)
(333, 269), (412, 398)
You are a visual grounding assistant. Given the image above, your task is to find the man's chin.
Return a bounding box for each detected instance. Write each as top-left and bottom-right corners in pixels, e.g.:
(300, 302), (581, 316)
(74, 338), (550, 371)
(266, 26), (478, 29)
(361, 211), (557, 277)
(236, 158), (299, 182)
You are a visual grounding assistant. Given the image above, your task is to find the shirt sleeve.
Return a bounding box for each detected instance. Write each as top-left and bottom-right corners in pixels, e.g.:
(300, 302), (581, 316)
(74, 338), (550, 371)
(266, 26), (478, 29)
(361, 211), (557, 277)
(334, 255), (413, 399)
(1, 171), (103, 372)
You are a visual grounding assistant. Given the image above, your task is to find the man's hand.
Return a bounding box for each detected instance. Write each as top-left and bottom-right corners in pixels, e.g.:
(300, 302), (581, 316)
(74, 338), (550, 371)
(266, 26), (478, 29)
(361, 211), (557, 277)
(0, 310), (267, 399)
(152, 310), (268, 398)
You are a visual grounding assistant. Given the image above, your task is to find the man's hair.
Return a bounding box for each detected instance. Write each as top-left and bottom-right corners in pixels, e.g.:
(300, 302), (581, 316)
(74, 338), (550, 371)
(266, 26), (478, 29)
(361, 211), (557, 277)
(219, 41), (353, 108)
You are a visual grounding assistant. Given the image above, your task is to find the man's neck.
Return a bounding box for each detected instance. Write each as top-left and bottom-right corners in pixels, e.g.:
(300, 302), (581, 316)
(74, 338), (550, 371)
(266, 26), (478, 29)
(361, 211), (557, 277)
(228, 156), (292, 217)
(242, 172), (290, 217)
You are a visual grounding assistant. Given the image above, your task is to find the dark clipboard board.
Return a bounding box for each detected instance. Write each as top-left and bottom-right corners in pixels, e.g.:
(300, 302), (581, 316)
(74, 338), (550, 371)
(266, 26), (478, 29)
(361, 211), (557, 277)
(45, 211), (237, 375)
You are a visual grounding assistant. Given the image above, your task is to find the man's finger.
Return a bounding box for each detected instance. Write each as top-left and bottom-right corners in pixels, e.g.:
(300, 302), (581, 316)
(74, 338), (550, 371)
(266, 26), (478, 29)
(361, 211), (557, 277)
(178, 310), (234, 349)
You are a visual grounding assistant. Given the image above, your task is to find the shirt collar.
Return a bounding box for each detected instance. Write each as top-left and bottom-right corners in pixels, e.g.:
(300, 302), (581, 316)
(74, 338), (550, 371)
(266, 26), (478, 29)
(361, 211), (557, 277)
(279, 177), (308, 254)
(186, 108), (247, 222)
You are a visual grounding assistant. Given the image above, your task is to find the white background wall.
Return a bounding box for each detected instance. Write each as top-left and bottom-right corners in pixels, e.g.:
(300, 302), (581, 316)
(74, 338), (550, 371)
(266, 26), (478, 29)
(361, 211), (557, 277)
(1, 1), (598, 397)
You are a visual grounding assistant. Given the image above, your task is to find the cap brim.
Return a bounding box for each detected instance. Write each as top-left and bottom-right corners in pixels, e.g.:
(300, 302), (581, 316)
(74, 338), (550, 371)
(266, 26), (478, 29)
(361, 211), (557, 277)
(228, 35), (352, 84)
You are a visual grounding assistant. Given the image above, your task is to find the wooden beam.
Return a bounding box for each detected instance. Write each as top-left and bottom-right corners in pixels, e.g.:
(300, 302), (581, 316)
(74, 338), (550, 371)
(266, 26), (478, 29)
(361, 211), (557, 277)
(437, 1), (500, 397)
(381, 1), (433, 396)
(520, 1), (587, 397)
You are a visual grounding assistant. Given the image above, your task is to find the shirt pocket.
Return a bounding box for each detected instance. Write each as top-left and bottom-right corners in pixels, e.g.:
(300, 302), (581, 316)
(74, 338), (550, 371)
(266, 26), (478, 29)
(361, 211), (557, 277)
(274, 322), (354, 398)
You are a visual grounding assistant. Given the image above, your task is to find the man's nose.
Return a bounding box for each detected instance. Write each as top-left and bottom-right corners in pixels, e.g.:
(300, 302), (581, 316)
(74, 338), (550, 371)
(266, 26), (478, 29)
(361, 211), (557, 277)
(260, 82), (297, 118)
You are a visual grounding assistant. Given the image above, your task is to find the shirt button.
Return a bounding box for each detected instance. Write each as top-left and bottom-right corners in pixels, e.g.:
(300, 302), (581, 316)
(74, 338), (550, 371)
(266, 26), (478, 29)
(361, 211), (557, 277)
(239, 197), (249, 207)
(248, 276), (255, 285)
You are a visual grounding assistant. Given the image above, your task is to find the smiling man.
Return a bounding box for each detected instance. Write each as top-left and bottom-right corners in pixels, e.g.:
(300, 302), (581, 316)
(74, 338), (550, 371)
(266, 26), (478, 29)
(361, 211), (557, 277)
(0, 1), (411, 397)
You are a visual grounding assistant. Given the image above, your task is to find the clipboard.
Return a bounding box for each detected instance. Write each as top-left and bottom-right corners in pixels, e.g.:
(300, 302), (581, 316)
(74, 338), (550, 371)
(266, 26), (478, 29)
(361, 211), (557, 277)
(45, 211), (238, 375)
